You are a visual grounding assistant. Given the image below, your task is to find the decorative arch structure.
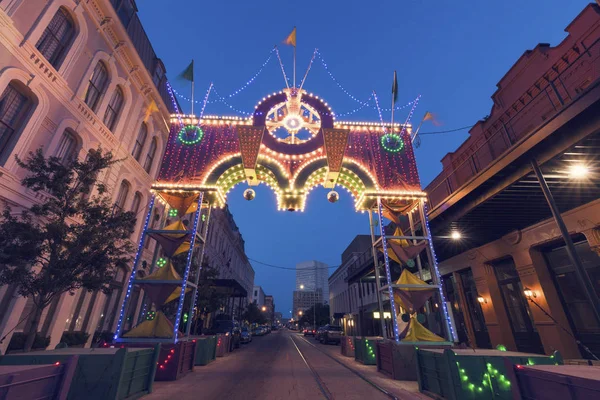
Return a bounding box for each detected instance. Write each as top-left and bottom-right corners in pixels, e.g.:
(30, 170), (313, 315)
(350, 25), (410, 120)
(115, 86), (456, 347)
(153, 88), (425, 212)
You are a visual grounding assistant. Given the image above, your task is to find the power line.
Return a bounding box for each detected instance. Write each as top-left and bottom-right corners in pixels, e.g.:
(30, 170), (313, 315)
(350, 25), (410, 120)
(419, 125), (474, 135)
(248, 257), (339, 270)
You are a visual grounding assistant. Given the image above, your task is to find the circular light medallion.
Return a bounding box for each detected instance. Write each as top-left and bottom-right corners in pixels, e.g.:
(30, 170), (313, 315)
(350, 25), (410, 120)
(243, 188), (256, 201)
(327, 190), (339, 203)
(380, 133), (404, 153)
(178, 125), (204, 145)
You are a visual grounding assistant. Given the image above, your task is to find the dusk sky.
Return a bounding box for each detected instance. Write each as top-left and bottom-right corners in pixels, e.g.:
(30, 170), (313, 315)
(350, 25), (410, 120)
(138, 0), (590, 317)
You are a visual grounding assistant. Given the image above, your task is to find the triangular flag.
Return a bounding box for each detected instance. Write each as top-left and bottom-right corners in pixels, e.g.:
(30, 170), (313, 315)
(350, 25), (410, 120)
(284, 27), (296, 47)
(179, 60), (194, 82)
(143, 100), (159, 123)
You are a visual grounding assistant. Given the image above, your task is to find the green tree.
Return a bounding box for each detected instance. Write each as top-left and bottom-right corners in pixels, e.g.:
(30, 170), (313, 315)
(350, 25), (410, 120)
(191, 261), (229, 333)
(298, 303), (330, 327)
(0, 149), (136, 352)
(242, 301), (267, 325)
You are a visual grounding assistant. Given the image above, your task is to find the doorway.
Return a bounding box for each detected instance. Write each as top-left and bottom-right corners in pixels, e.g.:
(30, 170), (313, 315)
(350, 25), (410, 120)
(458, 269), (492, 348)
(493, 258), (544, 354)
(543, 237), (600, 359)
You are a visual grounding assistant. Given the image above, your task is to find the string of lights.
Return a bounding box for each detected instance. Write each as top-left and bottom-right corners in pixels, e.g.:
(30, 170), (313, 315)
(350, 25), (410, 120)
(219, 49), (275, 99)
(275, 46), (291, 88)
(372, 90), (388, 134)
(173, 87), (252, 116)
(316, 50), (411, 113)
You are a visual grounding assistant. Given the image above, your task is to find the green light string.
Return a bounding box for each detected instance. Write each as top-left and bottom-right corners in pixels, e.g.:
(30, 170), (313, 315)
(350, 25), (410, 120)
(380, 133), (405, 153)
(178, 125), (204, 145)
(456, 361), (512, 394)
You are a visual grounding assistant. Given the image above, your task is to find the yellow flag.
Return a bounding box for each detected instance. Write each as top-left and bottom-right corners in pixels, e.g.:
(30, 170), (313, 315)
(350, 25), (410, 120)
(144, 100), (159, 122)
(423, 111), (442, 126)
(284, 27), (296, 47)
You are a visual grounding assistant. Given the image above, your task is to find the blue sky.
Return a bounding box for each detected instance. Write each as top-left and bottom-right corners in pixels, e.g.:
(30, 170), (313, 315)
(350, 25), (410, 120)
(138, 0), (591, 317)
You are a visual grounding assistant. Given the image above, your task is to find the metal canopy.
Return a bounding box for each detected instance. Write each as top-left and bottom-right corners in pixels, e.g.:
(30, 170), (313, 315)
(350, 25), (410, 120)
(430, 128), (600, 262)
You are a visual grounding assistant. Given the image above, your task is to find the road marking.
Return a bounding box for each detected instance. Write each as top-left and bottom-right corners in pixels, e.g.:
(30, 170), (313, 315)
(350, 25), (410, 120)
(289, 335), (334, 400)
(297, 335), (399, 400)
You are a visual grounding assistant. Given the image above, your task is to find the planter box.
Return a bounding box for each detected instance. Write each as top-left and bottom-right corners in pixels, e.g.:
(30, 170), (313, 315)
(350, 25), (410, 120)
(0, 356), (77, 400)
(415, 348), (563, 400)
(510, 364), (600, 400)
(0, 347), (158, 400)
(376, 340), (452, 381)
(341, 336), (355, 358)
(216, 334), (231, 357)
(191, 336), (217, 366)
(354, 337), (382, 365)
(122, 341), (197, 381)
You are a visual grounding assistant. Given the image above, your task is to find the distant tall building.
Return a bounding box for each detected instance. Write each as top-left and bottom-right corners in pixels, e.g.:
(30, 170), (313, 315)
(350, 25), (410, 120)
(295, 260), (329, 301)
(293, 261), (329, 319)
(264, 295), (275, 323)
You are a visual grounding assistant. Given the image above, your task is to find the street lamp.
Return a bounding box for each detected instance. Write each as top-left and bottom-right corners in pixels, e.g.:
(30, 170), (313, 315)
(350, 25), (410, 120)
(261, 306), (266, 312)
(298, 310), (303, 316)
(300, 284), (304, 289)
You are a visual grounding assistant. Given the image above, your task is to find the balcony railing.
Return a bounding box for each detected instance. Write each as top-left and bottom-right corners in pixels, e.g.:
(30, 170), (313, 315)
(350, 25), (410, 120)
(426, 38), (600, 212)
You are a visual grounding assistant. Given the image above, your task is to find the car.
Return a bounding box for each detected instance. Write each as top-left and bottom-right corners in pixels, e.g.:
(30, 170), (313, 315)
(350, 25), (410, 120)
(253, 326), (265, 336)
(315, 326), (326, 341)
(212, 319), (241, 350)
(303, 327), (316, 336)
(319, 325), (343, 345)
(240, 327), (252, 343)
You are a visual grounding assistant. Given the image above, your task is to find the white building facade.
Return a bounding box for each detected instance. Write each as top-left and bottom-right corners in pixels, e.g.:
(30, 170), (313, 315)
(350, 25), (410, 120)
(0, 0), (174, 353)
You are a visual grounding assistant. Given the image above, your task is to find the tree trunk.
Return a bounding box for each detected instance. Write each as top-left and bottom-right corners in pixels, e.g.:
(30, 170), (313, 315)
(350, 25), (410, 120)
(23, 304), (44, 352)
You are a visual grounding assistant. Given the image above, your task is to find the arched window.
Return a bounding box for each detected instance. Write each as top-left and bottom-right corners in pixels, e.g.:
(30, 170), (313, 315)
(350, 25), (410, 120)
(103, 86), (124, 131)
(55, 129), (78, 163)
(115, 180), (130, 211)
(36, 7), (75, 69)
(84, 62), (108, 111)
(143, 137), (157, 174)
(0, 81), (34, 164)
(95, 266), (127, 334)
(132, 123), (147, 161)
(131, 191), (142, 215)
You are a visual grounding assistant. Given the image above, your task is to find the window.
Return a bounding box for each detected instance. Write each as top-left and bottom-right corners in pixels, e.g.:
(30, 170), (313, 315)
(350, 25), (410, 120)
(110, 0), (136, 28)
(55, 130), (77, 163)
(152, 62), (165, 87)
(143, 137), (157, 173)
(36, 8), (75, 69)
(132, 123), (147, 161)
(84, 62), (108, 111)
(103, 86), (124, 131)
(131, 192), (142, 214)
(0, 82), (33, 162)
(115, 180), (130, 211)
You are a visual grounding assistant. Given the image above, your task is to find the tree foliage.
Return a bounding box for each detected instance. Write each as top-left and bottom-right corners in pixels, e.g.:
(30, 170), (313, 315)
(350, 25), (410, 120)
(242, 301), (267, 325)
(0, 149), (136, 351)
(298, 303), (330, 327)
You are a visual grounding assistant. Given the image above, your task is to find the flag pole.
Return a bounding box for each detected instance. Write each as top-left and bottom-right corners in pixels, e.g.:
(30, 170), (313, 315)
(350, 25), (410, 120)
(293, 41), (296, 88)
(390, 72), (396, 134)
(190, 60), (195, 115)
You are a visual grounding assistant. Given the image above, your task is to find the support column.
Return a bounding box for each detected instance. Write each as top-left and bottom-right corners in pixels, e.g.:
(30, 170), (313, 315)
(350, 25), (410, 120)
(531, 159), (600, 326)
(46, 292), (77, 350)
(514, 249), (581, 358)
(452, 272), (477, 348)
(368, 210), (387, 339)
(0, 295), (28, 354)
(469, 255), (517, 350)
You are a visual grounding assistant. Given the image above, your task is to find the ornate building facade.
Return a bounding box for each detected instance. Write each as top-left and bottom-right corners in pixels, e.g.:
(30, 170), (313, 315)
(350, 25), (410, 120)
(0, 0), (175, 353)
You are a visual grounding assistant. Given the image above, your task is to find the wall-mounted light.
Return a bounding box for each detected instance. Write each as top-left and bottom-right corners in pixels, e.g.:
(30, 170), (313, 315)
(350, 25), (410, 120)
(450, 231), (462, 240)
(567, 164), (590, 179)
(373, 311), (381, 319)
(477, 295), (487, 304)
(383, 312), (392, 319)
(523, 287), (537, 299)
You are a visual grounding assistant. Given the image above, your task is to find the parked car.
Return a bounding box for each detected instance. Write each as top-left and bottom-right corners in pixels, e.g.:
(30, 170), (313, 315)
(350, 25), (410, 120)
(319, 325), (343, 344)
(253, 326), (265, 336)
(315, 326), (326, 341)
(303, 327), (316, 336)
(212, 319), (241, 350)
(240, 327), (252, 344)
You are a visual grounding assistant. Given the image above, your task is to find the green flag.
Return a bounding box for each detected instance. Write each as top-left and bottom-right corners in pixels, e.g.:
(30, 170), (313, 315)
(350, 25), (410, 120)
(392, 70), (398, 103)
(179, 60), (194, 82)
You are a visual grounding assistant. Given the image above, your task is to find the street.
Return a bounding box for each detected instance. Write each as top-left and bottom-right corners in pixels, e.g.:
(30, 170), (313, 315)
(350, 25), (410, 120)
(145, 330), (425, 400)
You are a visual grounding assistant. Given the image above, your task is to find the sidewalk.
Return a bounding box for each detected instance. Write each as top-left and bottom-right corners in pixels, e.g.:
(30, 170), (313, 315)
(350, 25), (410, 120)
(303, 338), (429, 400)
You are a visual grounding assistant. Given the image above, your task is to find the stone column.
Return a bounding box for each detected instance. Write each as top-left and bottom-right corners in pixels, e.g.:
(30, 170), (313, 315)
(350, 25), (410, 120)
(0, 295), (27, 354)
(46, 292), (78, 350)
(512, 249), (580, 358)
(468, 251), (517, 350)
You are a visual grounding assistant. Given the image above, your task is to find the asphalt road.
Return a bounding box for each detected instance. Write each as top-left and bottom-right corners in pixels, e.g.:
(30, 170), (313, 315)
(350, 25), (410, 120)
(144, 330), (401, 400)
